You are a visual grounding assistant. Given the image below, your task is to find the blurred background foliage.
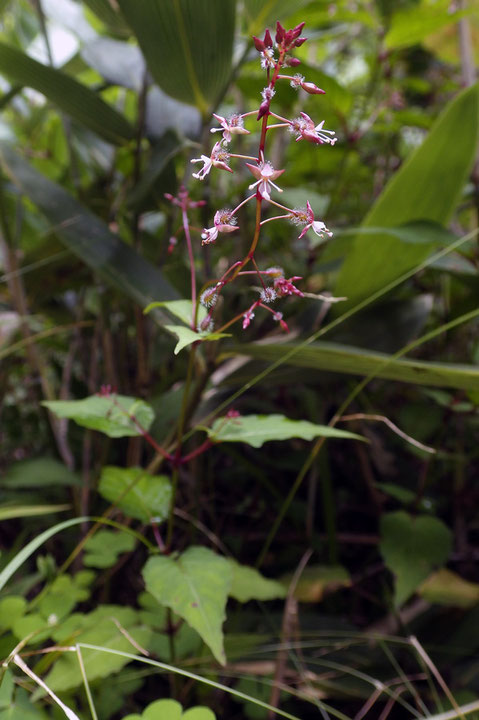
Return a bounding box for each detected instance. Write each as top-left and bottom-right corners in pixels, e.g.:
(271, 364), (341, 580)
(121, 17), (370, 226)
(1, 0), (479, 718)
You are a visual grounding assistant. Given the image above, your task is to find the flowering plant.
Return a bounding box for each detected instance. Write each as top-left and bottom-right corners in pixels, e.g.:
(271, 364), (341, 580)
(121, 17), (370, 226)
(166, 20), (335, 338)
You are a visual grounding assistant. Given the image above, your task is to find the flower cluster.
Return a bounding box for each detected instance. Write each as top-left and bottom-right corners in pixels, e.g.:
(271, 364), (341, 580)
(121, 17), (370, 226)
(172, 21), (337, 336)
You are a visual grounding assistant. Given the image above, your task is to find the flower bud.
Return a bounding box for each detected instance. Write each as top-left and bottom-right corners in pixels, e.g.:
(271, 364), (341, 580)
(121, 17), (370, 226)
(291, 21), (305, 38)
(257, 98), (270, 120)
(286, 57), (301, 67)
(264, 28), (273, 47)
(301, 81), (326, 95)
(294, 37), (307, 47)
(252, 36), (265, 51)
(275, 21), (285, 43)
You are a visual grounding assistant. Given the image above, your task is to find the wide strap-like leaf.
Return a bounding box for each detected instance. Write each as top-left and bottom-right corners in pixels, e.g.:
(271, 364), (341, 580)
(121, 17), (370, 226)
(333, 83), (479, 311)
(231, 340), (479, 391)
(117, 0), (236, 114)
(0, 144), (180, 315)
(0, 42), (134, 145)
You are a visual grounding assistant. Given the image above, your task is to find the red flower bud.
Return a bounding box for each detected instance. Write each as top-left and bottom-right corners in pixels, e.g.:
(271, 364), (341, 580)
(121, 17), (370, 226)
(264, 28), (273, 47)
(252, 35), (265, 52)
(257, 98), (270, 120)
(301, 81), (326, 95)
(294, 37), (307, 47)
(275, 21), (285, 43)
(291, 22), (305, 39)
(287, 57), (301, 67)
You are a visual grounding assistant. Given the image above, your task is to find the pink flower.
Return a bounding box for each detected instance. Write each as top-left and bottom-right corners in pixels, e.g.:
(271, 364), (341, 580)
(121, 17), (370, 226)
(191, 141), (233, 180)
(201, 209), (238, 246)
(246, 160), (285, 201)
(242, 303), (259, 329)
(296, 201), (333, 240)
(274, 275), (304, 298)
(289, 112), (336, 145)
(210, 113), (250, 143)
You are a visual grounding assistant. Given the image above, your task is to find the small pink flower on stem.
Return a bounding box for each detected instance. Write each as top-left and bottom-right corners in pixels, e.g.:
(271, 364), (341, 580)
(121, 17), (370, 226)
(246, 160), (285, 201)
(290, 112), (337, 145)
(295, 201), (333, 240)
(242, 301), (260, 329)
(274, 275), (304, 298)
(210, 113), (250, 143)
(273, 311), (289, 332)
(191, 141), (233, 180)
(201, 209), (238, 246)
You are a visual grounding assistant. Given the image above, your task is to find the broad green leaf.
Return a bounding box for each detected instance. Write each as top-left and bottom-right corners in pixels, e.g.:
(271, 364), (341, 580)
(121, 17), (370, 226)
(0, 687), (49, 719)
(122, 699), (216, 720)
(38, 574), (93, 621)
(1, 458), (81, 487)
(43, 394), (154, 438)
(83, 0), (130, 34)
(44, 606), (151, 692)
(379, 511), (452, 606)
(281, 565), (351, 603)
(142, 546), (233, 664)
(81, 37), (145, 91)
(231, 340), (479, 391)
(84, 530), (136, 568)
(206, 414), (362, 448)
(117, 0), (236, 114)
(333, 83), (479, 311)
(385, 0), (470, 50)
(0, 669), (13, 708)
(0, 42), (133, 145)
(0, 145), (180, 318)
(0, 597), (27, 631)
(165, 325), (230, 355)
(98, 467), (172, 523)
(228, 560), (286, 603)
(0, 504), (71, 520)
(418, 569), (479, 609)
(145, 299), (206, 326)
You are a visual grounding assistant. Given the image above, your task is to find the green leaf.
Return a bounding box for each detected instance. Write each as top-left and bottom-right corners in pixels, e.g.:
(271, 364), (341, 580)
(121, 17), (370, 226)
(206, 414), (362, 448)
(379, 511), (453, 606)
(333, 83), (479, 311)
(0, 42), (133, 145)
(122, 699), (216, 720)
(0, 517), (88, 593)
(38, 574), (92, 621)
(44, 606), (151, 692)
(43, 394), (154, 438)
(231, 340), (479, 391)
(84, 530), (136, 569)
(0, 145), (180, 318)
(127, 132), (185, 208)
(228, 560), (286, 603)
(98, 467), (172, 524)
(0, 504), (71, 520)
(282, 565), (351, 603)
(165, 325), (230, 355)
(243, 0), (312, 35)
(142, 546), (233, 665)
(418, 569), (479, 609)
(0, 597), (27, 631)
(83, 0), (130, 34)
(385, 0), (470, 50)
(117, 0), (236, 114)
(1, 458), (81, 488)
(145, 299), (205, 325)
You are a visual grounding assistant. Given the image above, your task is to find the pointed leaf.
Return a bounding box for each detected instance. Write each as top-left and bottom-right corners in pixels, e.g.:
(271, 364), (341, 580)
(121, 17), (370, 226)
(418, 569), (479, 609)
(228, 560), (286, 603)
(83, 529), (136, 569)
(232, 341), (479, 391)
(281, 565), (351, 603)
(165, 325), (230, 355)
(0, 145), (180, 316)
(43, 395), (154, 438)
(333, 83), (479, 311)
(117, 0), (236, 113)
(379, 511), (452, 606)
(98, 466), (172, 523)
(206, 414), (362, 448)
(142, 546), (233, 664)
(0, 42), (134, 144)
